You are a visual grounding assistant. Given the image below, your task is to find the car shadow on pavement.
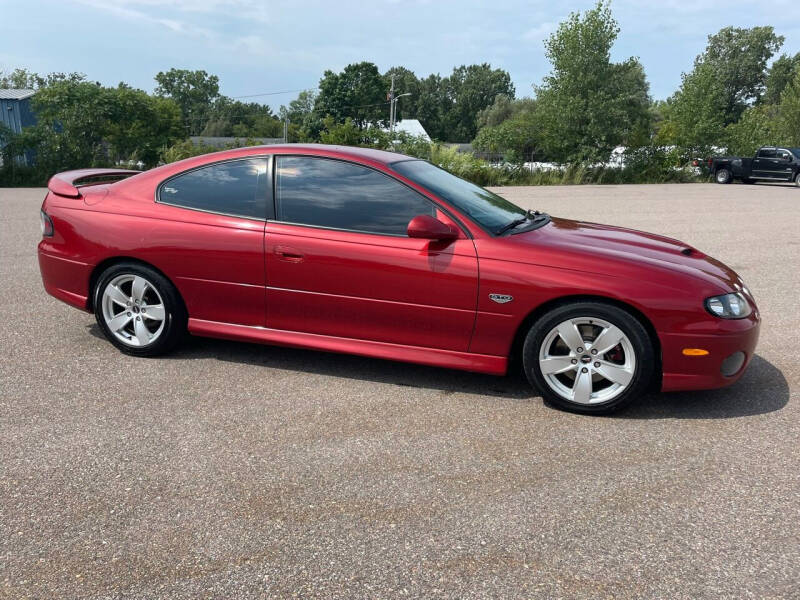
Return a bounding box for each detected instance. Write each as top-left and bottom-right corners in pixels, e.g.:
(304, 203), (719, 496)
(158, 333), (535, 400)
(618, 355), (789, 419)
(87, 325), (789, 416)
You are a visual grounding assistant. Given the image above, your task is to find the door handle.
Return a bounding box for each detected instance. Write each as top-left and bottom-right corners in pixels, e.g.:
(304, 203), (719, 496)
(274, 245), (304, 262)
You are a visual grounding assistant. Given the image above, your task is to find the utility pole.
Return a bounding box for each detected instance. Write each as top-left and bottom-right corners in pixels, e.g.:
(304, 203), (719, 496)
(283, 117), (289, 143)
(388, 74), (395, 133)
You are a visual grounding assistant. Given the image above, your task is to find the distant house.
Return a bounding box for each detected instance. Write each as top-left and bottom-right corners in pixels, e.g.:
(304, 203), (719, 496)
(386, 119), (431, 142)
(0, 89), (37, 165)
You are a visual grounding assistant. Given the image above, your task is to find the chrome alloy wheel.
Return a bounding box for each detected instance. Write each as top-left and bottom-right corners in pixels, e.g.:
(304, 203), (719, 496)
(538, 317), (636, 405)
(101, 274), (166, 347)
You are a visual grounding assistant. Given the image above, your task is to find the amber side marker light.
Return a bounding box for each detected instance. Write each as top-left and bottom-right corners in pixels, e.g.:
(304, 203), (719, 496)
(682, 348), (710, 356)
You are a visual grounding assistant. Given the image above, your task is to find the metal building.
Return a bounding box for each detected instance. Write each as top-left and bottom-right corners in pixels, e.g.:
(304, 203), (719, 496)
(0, 89), (37, 165)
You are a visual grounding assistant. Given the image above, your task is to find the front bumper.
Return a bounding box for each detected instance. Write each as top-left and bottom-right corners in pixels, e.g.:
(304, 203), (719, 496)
(659, 316), (760, 392)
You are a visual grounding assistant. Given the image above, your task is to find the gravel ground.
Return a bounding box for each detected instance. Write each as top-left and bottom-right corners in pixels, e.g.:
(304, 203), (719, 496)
(1, 183), (798, 599)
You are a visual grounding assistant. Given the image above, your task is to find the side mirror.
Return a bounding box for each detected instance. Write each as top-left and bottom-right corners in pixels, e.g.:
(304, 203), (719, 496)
(407, 214), (458, 241)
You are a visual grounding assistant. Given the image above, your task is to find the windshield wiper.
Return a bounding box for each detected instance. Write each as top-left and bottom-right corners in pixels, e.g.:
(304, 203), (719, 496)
(495, 216), (528, 236)
(495, 210), (545, 236)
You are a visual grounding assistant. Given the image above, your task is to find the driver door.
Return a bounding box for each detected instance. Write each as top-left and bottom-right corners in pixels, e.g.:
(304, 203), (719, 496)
(264, 155), (479, 351)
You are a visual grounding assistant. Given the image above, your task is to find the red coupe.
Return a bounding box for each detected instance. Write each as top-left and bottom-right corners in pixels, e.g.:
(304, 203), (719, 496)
(38, 145), (760, 414)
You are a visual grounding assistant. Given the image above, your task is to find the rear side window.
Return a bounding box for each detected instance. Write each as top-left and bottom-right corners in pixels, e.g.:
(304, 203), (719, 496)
(159, 158), (268, 219)
(275, 156), (435, 235)
(757, 148), (776, 159)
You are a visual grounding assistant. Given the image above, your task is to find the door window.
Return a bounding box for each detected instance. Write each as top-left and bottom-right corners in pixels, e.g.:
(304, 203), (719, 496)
(777, 149), (792, 161)
(159, 158), (269, 219)
(275, 156), (436, 235)
(757, 148), (776, 159)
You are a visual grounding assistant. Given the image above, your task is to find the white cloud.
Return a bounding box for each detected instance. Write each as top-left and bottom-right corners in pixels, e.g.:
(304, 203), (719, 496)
(523, 21), (556, 42)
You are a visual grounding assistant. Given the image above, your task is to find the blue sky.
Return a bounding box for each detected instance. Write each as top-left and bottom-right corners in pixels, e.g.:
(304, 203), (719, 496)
(3, 0), (799, 110)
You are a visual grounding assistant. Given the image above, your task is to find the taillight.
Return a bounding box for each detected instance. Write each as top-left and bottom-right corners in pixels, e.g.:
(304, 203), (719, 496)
(40, 210), (54, 237)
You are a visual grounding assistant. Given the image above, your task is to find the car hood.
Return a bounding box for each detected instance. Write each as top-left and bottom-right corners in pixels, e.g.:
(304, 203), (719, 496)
(503, 217), (742, 293)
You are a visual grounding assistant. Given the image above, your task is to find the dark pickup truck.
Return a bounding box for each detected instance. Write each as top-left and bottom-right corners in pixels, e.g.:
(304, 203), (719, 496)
(710, 146), (800, 185)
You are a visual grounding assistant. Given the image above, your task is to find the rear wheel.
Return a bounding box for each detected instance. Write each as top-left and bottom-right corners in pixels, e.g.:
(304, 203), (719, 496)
(715, 168), (732, 184)
(94, 262), (186, 357)
(523, 302), (655, 415)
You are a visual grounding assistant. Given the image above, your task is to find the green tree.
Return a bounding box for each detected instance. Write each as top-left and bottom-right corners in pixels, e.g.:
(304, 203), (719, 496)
(764, 53), (800, 105)
(476, 95), (535, 129)
(202, 97), (282, 138)
(318, 116), (365, 146)
(473, 98), (540, 162)
(279, 90), (316, 123)
(383, 66), (420, 123)
(532, 1), (651, 163)
(656, 62), (727, 155)
(24, 80), (111, 173)
(103, 86), (184, 166)
(442, 64), (515, 141)
(775, 67), (800, 146)
(697, 26), (783, 123)
(410, 66), (514, 142)
(724, 104), (780, 156)
(154, 68), (220, 135)
(414, 74), (450, 140)
(278, 90), (317, 141)
(0, 68), (86, 89)
(314, 62), (388, 129)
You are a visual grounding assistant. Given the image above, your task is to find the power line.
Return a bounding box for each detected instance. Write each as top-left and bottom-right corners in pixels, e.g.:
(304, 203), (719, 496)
(186, 100), (392, 122)
(231, 88), (312, 99)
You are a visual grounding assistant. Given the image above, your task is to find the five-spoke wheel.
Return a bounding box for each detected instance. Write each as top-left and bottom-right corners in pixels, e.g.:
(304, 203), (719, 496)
(101, 274), (166, 347)
(94, 262), (186, 356)
(538, 317), (636, 405)
(524, 302), (655, 414)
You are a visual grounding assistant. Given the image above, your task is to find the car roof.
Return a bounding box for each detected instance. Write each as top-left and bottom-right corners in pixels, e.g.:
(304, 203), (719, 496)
(111, 144), (422, 194)
(225, 143), (414, 166)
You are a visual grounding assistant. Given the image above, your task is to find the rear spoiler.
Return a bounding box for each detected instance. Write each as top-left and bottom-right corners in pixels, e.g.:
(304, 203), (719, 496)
(47, 168), (141, 198)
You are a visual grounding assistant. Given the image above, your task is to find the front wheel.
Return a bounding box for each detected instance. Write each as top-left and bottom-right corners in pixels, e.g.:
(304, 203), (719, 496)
(523, 302), (655, 415)
(94, 262), (186, 357)
(795, 172), (800, 187)
(715, 168), (732, 184)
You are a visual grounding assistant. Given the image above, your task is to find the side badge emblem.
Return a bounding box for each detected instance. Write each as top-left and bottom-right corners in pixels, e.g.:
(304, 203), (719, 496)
(489, 294), (513, 304)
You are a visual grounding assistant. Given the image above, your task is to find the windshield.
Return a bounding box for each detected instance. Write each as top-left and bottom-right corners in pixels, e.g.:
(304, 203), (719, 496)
(791, 148), (800, 159)
(391, 160), (527, 233)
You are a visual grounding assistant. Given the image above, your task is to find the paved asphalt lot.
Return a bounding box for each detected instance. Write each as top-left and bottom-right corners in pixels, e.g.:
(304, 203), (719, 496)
(1, 183), (799, 599)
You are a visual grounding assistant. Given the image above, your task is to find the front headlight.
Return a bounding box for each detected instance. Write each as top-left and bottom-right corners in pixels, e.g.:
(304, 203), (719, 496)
(705, 292), (751, 319)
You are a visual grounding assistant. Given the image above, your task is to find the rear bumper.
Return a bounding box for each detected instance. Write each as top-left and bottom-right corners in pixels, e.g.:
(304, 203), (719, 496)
(659, 318), (760, 392)
(38, 245), (92, 312)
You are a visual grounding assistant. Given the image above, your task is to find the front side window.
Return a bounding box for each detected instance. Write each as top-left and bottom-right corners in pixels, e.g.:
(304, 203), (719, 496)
(275, 156), (436, 235)
(391, 159), (527, 233)
(159, 158), (268, 219)
(777, 149), (792, 161)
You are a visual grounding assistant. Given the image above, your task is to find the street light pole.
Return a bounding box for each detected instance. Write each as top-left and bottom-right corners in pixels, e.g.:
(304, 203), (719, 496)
(391, 93), (411, 135)
(388, 74), (395, 133)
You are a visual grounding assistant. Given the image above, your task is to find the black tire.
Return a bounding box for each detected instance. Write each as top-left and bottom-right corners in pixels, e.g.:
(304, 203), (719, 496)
(93, 261), (186, 357)
(795, 172), (800, 187)
(522, 301), (655, 415)
(715, 168), (732, 184)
